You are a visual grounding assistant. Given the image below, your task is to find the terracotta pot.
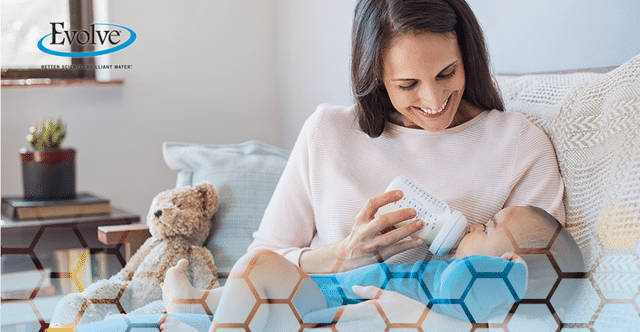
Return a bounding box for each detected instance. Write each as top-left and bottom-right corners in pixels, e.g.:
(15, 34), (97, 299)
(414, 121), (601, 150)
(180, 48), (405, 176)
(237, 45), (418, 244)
(19, 148), (76, 200)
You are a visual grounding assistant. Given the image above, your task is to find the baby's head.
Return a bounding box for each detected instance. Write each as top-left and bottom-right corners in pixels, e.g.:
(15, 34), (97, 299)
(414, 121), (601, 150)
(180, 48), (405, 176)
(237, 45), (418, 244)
(454, 206), (582, 269)
(451, 205), (584, 310)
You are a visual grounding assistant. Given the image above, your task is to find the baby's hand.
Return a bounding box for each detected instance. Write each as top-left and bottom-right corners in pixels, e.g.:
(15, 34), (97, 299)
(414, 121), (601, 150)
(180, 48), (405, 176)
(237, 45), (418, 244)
(158, 315), (198, 332)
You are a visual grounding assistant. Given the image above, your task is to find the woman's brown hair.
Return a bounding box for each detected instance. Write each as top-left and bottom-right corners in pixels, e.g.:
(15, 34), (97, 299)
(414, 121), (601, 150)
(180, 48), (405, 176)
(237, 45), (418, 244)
(351, 0), (504, 137)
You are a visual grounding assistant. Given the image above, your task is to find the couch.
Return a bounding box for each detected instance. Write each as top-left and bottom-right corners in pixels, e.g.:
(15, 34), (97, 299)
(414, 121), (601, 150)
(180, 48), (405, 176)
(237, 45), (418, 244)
(53, 53), (640, 331)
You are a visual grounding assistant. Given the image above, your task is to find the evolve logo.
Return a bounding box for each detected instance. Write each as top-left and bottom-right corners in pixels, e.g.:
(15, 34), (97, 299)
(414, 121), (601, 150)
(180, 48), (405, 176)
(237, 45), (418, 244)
(38, 22), (136, 57)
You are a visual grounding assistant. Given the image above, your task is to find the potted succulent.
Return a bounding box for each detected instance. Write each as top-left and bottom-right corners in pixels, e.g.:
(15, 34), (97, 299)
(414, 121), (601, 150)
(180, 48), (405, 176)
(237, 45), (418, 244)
(19, 117), (76, 200)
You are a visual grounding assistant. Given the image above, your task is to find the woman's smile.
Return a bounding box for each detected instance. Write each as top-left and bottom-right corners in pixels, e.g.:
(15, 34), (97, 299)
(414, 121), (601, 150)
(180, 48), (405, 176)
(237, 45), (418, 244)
(414, 93), (451, 117)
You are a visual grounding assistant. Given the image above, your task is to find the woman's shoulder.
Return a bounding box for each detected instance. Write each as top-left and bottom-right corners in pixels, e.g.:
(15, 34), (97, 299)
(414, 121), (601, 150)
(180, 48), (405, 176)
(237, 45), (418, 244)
(484, 110), (549, 140)
(313, 103), (356, 122)
(481, 110), (557, 164)
(485, 109), (532, 126)
(293, 104), (363, 149)
(305, 104), (360, 135)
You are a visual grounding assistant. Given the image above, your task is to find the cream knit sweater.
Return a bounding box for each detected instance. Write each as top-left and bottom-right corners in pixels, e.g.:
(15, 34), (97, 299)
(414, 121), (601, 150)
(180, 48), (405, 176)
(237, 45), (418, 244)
(249, 104), (565, 265)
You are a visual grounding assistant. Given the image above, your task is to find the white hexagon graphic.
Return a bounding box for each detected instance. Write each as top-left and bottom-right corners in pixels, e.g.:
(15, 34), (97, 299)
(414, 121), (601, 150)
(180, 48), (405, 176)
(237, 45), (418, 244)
(292, 278), (330, 323)
(1, 255), (46, 300)
(335, 302), (387, 331)
(34, 227), (85, 257)
(1, 302), (41, 329)
(248, 253), (303, 299)
(593, 254), (640, 299)
(422, 304), (472, 331)
(579, 232), (604, 273)
(550, 279), (600, 323)
(551, 229), (588, 273)
(249, 303), (300, 332)
(593, 303), (640, 332)
(521, 254), (558, 299)
(214, 278), (257, 324)
(378, 296), (427, 325)
(508, 304), (558, 332)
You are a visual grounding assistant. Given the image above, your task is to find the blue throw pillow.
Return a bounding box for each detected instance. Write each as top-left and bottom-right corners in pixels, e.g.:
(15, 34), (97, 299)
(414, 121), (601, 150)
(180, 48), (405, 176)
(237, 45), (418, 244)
(163, 141), (290, 275)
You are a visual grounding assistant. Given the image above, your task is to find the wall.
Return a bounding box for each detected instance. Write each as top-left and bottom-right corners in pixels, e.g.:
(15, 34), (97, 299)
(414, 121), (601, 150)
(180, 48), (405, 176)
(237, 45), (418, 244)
(1, 0), (280, 218)
(466, 0), (640, 74)
(275, 0), (357, 149)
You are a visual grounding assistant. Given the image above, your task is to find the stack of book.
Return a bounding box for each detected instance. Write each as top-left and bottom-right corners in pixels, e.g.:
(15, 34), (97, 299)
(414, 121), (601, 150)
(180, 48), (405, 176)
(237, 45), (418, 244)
(1, 193), (111, 220)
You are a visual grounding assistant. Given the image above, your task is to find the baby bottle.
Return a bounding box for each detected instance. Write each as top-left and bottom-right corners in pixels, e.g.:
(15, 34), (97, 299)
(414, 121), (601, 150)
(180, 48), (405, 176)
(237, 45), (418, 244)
(376, 176), (468, 256)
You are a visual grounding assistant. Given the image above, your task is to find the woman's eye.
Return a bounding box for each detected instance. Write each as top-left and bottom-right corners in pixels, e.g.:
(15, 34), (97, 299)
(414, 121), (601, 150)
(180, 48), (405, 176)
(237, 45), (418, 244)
(437, 69), (456, 80)
(399, 82), (418, 90)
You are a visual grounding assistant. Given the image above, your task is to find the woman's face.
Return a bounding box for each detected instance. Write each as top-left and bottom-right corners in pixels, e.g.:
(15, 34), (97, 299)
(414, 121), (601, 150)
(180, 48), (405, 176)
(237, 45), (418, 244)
(382, 32), (467, 131)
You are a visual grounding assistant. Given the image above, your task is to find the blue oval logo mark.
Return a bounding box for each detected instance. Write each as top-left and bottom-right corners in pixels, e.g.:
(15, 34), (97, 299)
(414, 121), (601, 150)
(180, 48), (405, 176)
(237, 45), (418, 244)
(38, 23), (136, 58)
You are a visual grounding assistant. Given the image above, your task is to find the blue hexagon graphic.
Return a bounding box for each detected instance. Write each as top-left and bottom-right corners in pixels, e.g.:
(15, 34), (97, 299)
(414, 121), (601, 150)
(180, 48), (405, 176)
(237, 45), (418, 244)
(428, 256), (526, 323)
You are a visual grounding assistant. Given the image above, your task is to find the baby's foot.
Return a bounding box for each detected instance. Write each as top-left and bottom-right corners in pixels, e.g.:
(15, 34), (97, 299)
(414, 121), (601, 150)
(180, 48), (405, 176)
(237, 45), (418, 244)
(159, 315), (199, 332)
(162, 259), (202, 304)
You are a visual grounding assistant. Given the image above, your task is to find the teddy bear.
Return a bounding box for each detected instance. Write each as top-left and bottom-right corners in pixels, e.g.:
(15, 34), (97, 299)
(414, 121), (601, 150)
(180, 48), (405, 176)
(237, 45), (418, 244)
(50, 182), (220, 329)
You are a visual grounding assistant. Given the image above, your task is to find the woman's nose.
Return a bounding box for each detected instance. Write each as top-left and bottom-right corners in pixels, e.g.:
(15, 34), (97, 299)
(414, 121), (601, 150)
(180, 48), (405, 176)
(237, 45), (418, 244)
(417, 84), (445, 110)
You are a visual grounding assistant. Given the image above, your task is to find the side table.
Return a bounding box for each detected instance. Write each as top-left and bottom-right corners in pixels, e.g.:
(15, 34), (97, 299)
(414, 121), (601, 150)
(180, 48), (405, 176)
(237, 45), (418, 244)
(1, 205), (140, 331)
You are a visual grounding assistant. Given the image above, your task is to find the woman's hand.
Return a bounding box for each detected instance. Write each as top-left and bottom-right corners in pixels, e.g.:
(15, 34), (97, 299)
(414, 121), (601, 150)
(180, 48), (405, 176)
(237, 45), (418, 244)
(301, 190), (424, 273)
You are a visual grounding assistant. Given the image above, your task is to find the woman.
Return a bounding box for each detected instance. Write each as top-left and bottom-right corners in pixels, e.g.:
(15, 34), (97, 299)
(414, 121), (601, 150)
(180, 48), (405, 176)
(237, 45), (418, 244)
(248, 0), (564, 274)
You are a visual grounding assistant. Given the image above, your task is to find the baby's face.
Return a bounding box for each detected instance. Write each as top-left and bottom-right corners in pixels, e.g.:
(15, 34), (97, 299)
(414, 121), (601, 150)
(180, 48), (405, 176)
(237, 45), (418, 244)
(453, 206), (535, 259)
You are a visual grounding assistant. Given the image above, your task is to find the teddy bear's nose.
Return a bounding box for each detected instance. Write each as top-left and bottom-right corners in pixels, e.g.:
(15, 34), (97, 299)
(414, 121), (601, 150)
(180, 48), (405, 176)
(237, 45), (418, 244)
(154, 210), (162, 218)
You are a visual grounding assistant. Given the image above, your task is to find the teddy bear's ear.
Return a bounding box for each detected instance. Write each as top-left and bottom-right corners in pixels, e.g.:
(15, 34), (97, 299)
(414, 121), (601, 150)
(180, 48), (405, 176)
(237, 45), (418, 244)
(195, 182), (219, 218)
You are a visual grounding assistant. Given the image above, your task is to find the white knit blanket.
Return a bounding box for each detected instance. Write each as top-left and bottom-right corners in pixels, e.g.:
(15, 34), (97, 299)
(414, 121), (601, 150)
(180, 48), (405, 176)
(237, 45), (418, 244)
(494, 55), (640, 330)
(497, 54), (640, 270)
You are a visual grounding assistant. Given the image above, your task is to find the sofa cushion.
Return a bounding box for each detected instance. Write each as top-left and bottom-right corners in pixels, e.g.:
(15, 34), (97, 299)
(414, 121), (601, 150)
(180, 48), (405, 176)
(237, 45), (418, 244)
(163, 140), (290, 275)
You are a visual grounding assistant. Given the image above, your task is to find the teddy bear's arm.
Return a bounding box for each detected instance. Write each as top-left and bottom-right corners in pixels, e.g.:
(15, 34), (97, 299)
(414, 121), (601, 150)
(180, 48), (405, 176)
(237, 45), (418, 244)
(112, 236), (162, 281)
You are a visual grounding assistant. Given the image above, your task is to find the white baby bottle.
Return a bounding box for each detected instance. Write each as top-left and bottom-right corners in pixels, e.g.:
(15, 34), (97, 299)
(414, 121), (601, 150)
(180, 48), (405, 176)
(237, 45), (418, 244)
(376, 176), (468, 256)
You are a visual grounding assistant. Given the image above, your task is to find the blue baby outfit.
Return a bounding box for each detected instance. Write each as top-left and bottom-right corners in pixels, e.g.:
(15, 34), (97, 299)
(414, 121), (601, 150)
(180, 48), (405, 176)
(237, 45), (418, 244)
(308, 255), (527, 323)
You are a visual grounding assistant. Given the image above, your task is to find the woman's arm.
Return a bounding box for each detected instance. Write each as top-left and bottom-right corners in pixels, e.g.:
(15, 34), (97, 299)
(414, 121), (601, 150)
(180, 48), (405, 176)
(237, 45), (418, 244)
(249, 108), (424, 273)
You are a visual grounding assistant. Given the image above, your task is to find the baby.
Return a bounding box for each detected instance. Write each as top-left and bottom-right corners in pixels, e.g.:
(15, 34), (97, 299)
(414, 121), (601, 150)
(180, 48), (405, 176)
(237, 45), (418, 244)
(159, 205), (583, 331)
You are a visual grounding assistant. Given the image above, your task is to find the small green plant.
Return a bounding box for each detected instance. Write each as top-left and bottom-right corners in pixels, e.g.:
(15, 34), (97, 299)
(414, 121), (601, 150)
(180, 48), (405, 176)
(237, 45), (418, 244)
(26, 117), (67, 150)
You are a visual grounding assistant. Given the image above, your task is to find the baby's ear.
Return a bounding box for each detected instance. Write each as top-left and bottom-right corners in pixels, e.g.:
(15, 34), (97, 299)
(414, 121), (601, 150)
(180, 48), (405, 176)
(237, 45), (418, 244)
(501, 252), (520, 262)
(502, 252), (528, 268)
